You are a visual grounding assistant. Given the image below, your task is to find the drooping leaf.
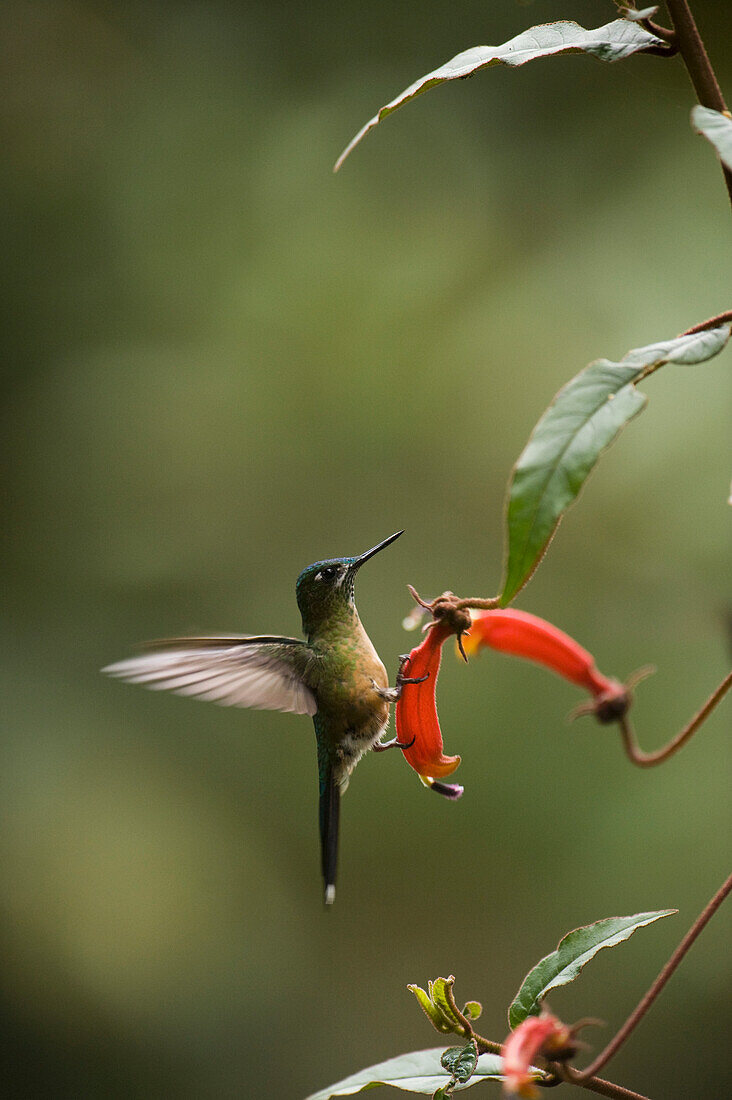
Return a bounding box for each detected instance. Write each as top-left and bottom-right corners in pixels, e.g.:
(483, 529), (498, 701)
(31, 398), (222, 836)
(508, 910), (676, 1029)
(441, 1041), (478, 1084)
(305, 1049), (522, 1098)
(335, 19), (663, 169)
(691, 105), (732, 172)
(500, 324), (731, 605)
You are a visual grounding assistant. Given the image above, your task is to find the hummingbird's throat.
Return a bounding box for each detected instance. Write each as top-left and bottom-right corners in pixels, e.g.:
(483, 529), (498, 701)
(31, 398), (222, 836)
(342, 569), (356, 602)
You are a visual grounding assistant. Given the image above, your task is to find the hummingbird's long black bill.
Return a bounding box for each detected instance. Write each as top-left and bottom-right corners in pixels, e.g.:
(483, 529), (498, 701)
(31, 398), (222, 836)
(351, 530), (403, 572)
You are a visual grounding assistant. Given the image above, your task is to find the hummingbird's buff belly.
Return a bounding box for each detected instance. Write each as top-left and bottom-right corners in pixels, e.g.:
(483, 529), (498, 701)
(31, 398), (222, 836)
(312, 625), (390, 785)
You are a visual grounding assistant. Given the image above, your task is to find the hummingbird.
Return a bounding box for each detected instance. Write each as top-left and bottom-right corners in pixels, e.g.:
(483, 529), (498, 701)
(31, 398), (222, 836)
(103, 531), (415, 905)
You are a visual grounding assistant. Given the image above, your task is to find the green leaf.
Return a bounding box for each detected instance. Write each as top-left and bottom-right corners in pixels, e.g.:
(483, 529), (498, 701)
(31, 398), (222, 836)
(441, 1041), (478, 1084)
(692, 105), (732, 172)
(500, 324), (731, 605)
(304, 1049), (515, 1098)
(335, 19), (662, 170)
(508, 910), (676, 1029)
(408, 984), (456, 1034)
(430, 978), (464, 1031)
(462, 1002), (482, 1022)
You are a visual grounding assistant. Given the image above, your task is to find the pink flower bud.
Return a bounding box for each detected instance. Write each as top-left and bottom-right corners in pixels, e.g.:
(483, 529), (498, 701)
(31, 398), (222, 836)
(502, 1013), (571, 1097)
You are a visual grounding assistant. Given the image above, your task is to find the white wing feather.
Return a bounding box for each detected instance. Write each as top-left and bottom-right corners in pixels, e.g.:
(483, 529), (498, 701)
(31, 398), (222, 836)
(103, 642), (317, 717)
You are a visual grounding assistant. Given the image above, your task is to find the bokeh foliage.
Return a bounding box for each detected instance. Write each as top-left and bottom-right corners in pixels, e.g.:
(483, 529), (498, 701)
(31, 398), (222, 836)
(1, 2), (730, 1096)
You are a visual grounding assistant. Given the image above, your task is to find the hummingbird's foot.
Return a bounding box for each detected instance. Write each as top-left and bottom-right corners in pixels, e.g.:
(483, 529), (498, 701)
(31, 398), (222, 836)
(371, 655), (430, 703)
(371, 672), (428, 704)
(371, 679), (401, 702)
(396, 652), (431, 687)
(372, 734), (416, 753)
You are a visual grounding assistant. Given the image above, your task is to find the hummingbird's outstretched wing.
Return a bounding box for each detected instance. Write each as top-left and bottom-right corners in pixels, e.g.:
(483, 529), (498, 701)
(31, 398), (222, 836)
(103, 636), (317, 716)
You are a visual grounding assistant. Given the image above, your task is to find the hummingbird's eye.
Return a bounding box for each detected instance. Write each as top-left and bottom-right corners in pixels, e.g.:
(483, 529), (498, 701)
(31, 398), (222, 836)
(319, 566), (338, 581)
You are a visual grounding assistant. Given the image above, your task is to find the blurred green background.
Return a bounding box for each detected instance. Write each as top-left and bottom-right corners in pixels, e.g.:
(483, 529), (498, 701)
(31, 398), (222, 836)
(1, 1), (730, 1096)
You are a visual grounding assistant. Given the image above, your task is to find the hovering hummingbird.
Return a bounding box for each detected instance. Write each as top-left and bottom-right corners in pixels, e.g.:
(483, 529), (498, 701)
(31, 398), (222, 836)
(103, 531), (418, 905)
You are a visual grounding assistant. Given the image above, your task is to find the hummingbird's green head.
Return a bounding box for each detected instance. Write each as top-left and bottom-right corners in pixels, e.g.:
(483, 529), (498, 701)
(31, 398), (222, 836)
(296, 531), (403, 636)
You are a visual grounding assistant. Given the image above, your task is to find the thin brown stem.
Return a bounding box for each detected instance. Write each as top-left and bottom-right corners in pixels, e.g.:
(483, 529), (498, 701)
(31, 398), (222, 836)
(570, 1075), (650, 1100)
(454, 596), (502, 611)
(641, 19), (676, 45)
(618, 669), (731, 767)
(664, 0), (732, 206)
(564, 873), (732, 1083)
(473, 1035), (504, 1057)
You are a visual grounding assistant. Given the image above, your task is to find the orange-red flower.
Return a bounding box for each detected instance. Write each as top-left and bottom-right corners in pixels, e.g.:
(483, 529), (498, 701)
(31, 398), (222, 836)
(396, 620), (463, 798)
(462, 609), (627, 718)
(502, 1013), (571, 1097)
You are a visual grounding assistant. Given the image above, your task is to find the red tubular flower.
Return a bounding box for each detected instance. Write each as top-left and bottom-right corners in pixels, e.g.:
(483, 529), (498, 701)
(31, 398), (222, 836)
(462, 609), (628, 720)
(396, 620), (463, 798)
(502, 1013), (572, 1098)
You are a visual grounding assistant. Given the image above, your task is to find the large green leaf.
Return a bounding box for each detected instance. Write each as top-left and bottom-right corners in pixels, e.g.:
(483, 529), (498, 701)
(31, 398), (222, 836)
(305, 1049), (522, 1098)
(335, 19), (662, 170)
(500, 324), (731, 605)
(692, 105), (732, 172)
(508, 910), (676, 1029)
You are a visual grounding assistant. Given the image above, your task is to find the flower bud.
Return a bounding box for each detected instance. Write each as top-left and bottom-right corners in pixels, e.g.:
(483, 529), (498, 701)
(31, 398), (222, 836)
(502, 1013), (572, 1097)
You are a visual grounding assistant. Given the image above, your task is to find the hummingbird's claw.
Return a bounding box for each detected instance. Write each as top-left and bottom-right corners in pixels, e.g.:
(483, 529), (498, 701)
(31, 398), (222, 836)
(372, 735), (416, 753)
(371, 666), (429, 703)
(395, 653), (429, 690)
(396, 653), (429, 685)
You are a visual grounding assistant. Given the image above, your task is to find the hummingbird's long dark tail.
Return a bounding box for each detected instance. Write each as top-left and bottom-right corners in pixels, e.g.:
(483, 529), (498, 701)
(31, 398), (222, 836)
(318, 762), (340, 906)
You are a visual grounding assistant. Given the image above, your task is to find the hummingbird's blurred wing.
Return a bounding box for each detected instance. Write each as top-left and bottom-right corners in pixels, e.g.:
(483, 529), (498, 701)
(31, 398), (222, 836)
(103, 636), (317, 716)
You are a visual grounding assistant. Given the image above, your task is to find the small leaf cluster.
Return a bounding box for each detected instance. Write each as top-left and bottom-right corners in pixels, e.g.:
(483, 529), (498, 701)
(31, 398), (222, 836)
(408, 977), (482, 1039)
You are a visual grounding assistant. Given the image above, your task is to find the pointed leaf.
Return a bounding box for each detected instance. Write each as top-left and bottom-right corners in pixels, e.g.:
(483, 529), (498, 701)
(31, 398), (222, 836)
(305, 1049), (518, 1098)
(692, 105), (732, 172)
(335, 19), (662, 169)
(408, 985), (456, 1034)
(441, 1041), (478, 1083)
(500, 325), (731, 605)
(508, 910), (676, 1029)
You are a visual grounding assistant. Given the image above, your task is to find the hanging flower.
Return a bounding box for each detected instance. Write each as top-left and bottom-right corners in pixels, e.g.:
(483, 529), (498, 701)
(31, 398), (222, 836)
(462, 609), (630, 722)
(502, 1013), (572, 1097)
(396, 620), (463, 799)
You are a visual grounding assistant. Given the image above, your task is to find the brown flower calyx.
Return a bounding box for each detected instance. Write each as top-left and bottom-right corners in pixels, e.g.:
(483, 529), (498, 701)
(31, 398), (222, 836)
(407, 586), (473, 637)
